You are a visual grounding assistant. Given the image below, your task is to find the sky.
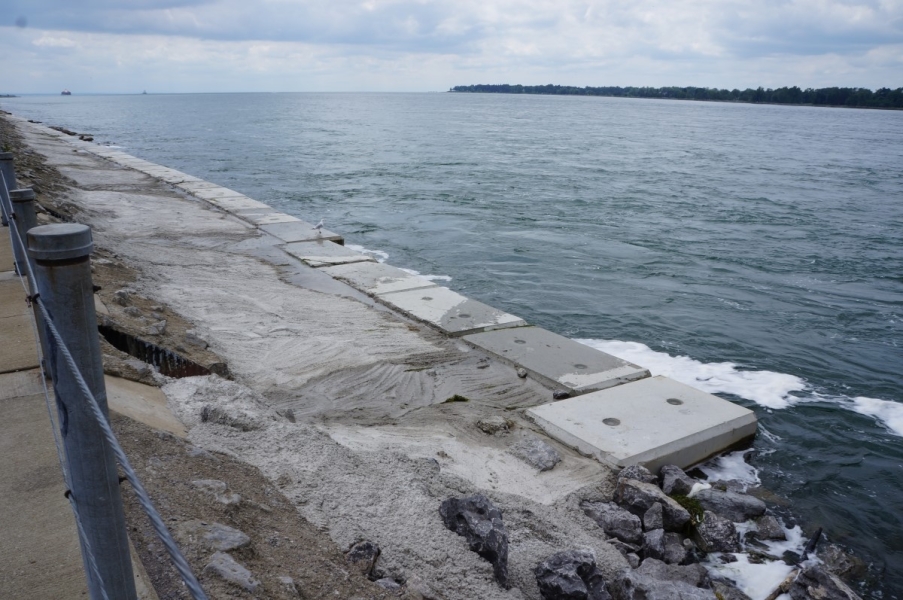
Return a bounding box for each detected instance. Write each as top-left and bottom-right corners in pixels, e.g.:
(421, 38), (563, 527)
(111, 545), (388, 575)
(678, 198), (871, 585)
(1, 0), (901, 94)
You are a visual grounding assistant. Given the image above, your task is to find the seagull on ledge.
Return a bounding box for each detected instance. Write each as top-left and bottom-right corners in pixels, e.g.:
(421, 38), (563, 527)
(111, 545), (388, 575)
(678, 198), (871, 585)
(313, 218), (324, 234)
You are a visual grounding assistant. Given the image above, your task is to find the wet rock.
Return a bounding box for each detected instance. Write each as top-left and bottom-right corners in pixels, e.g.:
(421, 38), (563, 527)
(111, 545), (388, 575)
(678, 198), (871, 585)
(185, 329), (209, 349)
(176, 520), (250, 551)
(643, 503), (663, 531)
(581, 501), (644, 545)
(789, 565), (863, 600)
(694, 489), (766, 523)
(511, 436), (561, 471)
(190, 479), (241, 506)
(517, 368), (528, 378)
(204, 552), (260, 593)
(611, 559), (713, 600)
(477, 416), (510, 435)
(145, 319), (167, 336)
(718, 554), (738, 564)
(681, 538), (703, 565)
(113, 289), (131, 306)
(819, 544), (867, 580)
(618, 465), (658, 485)
(439, 494), (509, 588)
(711, 581), (752, 600)
(533, 548), (612, 600)
(693, 511), (740, 553)
(754, 515), (786, 541)
(659, 465), (695, 496)
(346, 540), (380, 577)
(614, 479), (691, 532)
(553, 390), (571, 400)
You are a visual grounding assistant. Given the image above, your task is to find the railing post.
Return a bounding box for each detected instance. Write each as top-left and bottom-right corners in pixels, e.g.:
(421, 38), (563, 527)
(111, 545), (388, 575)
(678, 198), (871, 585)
(10, 188), (51, 368)
(27, 223), (138, 600)
(0, 152), (16, 227)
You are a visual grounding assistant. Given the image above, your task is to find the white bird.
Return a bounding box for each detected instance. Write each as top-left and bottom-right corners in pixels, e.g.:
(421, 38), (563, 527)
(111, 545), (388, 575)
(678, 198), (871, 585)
(313, 218), (324, 234)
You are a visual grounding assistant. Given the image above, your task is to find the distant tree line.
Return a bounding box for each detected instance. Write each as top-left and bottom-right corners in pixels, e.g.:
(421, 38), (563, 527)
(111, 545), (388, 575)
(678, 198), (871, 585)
(449, 84), (903, 109)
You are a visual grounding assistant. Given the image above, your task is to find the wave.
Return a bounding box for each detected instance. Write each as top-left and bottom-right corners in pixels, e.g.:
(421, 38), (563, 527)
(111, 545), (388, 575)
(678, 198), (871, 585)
(850, 396), (903, 437)
(345, 244), (389, 263)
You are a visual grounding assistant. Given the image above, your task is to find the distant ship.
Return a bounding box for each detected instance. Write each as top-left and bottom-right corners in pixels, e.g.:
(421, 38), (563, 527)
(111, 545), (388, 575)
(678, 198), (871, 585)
(142, 90), (147, 95)
(61, 89), (71, 95)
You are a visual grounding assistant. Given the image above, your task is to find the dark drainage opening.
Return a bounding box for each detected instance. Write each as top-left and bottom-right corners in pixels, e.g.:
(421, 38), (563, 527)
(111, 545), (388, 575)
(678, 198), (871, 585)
(98, 325), (222, 379)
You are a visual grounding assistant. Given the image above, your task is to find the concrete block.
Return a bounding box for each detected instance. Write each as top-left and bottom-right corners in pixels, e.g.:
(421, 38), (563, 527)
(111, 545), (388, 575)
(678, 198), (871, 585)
(378, 286), (526, 337)
(0, 279), (28, 319)
(527, 376), (757, 472)
(463, 327), (649, 394)
(205, 195), (271, 212)
(321, 262), (437, 296)
(259, 220), (343, 245)
(281, 240), (374, 268)
(239, 211), (302, 226)
(191, 186), (247, 201)
(175, 180), (222, 192)
(0, 313), (40, 373)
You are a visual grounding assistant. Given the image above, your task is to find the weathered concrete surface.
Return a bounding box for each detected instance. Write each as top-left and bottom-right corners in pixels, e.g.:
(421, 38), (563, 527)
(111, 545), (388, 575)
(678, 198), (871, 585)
(378, 285), (527, 337)
(464, 327), (650, 394)
(0, 229), (14, 272)
(282, 239), (375, 268)
(235, 210), (303, 225)
(322, 261), (438, 296)
(260, 219), (344, 244)
(0, 275), (40, 373)
(106, 375), (188, 438)
(528, 376), (757, 471)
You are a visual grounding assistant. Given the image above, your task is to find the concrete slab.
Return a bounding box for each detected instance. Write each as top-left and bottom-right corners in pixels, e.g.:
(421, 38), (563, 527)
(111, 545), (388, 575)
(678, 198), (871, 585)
(190, 186), (247, 201)
(0, 314), (39, 373)
(106, 375), (187, 438)
(378, 286), (527, 337)
(321, 261), (437, 296)
(175, 180), (222, 192)
(282, 240), (375, 268)
(247, 212), (302, 226)
(0, 369), (44, 400)
(0, 232), (14, 272)
(463, 327), (650, 394)
(527, 375), (758, 472)
(205, 195), (272, 212)
(260, 220), (344, 245)
(0, 278), (27, 319)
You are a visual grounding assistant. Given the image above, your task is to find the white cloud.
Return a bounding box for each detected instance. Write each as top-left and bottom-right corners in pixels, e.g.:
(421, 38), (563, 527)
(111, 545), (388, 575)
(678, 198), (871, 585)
(32, 34), (77, 47)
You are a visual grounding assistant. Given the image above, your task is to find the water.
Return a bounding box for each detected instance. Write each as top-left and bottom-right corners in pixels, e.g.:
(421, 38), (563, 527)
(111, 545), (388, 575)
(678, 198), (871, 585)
(4, 93), (901, 596)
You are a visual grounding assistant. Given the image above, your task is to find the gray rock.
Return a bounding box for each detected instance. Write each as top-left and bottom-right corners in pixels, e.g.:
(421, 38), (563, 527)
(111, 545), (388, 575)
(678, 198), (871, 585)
(619, 465), (657, 485)
(176, 520), (251, 552)
(644, 531), (689, 566)
(517, 367), (528, 378)
(659, 465), (695, 496)
(643, 529), (665, 562)
(611, 559), (714, 600)
(754, 515), (786, 541)
(203, 552), (260, 593)
(615, 479), (691, 532)
(185, 329), (209, 349)
(581, 501), (644, 545)
(124, 306), (142, 317)
(278, 408), (296, 423)
(694, 489), (766, 523)
(711, 581), (752, 600)
(277, 575), (300, 597)
(789, 565), (863, 600)
(636, 559), (710, 588)
(693, 511), (740, 553)
(346, 540), (380, 577)
(553, 390), (571, 400)
(145, 319), (167, 336)
(533, 548), (612, 600)
(477, 416), (510, 435)
(511, 436), (562, 471)
(375, 578), (403, 593)
(626, 554), (640, 569)
(439, 494), (509, 588)
(819, 544), (867, 580)
(114, 289), (130, 306)
(405, 574), (442, 600)
(643, 503), (664, 531)
(191, 479), (241, 506)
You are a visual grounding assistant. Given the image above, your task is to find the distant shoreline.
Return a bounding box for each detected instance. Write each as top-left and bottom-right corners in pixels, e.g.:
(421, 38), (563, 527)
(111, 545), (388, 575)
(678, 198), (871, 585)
(450, 84), (903, 111)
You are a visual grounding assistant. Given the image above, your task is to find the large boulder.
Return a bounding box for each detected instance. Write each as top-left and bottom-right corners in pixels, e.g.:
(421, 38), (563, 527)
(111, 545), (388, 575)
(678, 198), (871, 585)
(615, 479), (691, 532)
(692, 511), (740, 553)
(753, 515), (786, 541)
(439, 494), (509, 588)
(659, 465), (695, 496)
(582, 501), (644, 545)
(610, 559), (714, 600)
(693, 489), (766, 523)
(789, 565), (863, 600)
(533, 549), (612, 600)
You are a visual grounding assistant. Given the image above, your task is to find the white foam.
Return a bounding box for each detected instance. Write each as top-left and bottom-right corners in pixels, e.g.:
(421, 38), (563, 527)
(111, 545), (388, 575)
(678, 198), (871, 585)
(850, 396), (903, 437)
(574, 339), (807, 409)
(345, 244), (389, 263)
(699, 450), (761, 488)
(398, 267), (452, 282)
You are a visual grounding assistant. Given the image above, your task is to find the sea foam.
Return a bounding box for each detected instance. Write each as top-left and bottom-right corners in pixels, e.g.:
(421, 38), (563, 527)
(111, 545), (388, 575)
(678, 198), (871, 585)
(851, 396), (903, 437)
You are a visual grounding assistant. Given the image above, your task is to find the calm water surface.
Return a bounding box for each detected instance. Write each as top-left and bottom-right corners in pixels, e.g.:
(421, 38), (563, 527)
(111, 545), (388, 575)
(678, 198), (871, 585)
(4, 93), (901, 597)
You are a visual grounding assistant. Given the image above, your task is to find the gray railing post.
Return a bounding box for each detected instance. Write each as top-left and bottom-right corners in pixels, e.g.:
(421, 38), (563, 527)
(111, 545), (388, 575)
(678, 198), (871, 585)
(27, 223), (138, 600)
(0, 152), (16, 227)
(10, 188), (51, 367)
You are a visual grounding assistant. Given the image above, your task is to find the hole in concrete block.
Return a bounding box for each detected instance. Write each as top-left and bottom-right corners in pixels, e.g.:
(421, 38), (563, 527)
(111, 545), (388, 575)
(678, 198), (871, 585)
(421, 296), (433, 301)
(603, 418), (621, 426)
(458, 313), (471, 318)
(574, 363), (588, 369)
(666, 398), (684, 405)
(514, 339), (526, 344)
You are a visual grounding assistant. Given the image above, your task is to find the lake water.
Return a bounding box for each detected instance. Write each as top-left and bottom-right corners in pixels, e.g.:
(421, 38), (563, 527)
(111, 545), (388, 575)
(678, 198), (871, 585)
(3, 92), (901, 597)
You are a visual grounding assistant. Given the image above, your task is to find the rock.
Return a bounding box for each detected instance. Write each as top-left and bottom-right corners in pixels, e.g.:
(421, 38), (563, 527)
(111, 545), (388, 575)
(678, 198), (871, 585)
(693, 489), (766, 523)
(439, 494), (509, 588)
(611, 559), (714, 600)
(626, 554), (640, 569)
(375, 578), (403, 593)
(681, 538), (703, 565)
(618, 465), (658, 485)
(124, 306), (142, 317)
(636, 559), (709, 588)
(190, 479), (241, 506)
(346, 540), (380, 577)
(789, 565), (863, 600)
(754, 515), (786, 541)
(477, 416), (510, 435)
(643, 529), (665, 562)
(278, 408), (296, 423)
(517, 368), (528, 378)
(200, 405), (260, 431)
(277, 575), (300, 597)
(145, 319), (167, 336)
(203, 552), (260, 593)
(581, 501), (644, 545)
(553, 390), (571, 400)
(711, 581), (752, 600)
(614, 479), (691, 532)
(113, 289), (130, 306)
(819, 544), (867, 580)
(176, 520), (251, 551)
(659, 465), (695, 496)
(533, 548), (612, 600)
(693, 511), (740, 553)
(511, 436), (562, 471)
(185, 329), (209, 349)
(643, 503), (663, 531)
(405, 574), (442, 600)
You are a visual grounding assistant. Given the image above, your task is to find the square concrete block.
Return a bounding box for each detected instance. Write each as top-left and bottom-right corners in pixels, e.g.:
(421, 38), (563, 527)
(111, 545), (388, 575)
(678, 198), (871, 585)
(206, 195), (271, 212)
(190, 186), (246, 201)
(245, 212), (302, 226)
(320, 262), (437, 296)
(527, 375), (758, 471)
(175, 180), (222, 192)
(378, 286), (527, 337)
(463, 327), (650, 394)
(281, 240), (374, 268)
(0, 313), (40, 373)
(259, 221), (343, 245)
(0, 279), (29, 319)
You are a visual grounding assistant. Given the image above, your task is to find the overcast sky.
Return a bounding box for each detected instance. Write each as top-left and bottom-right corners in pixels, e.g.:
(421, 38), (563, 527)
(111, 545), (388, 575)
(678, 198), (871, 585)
(2, 0), (901, 93)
